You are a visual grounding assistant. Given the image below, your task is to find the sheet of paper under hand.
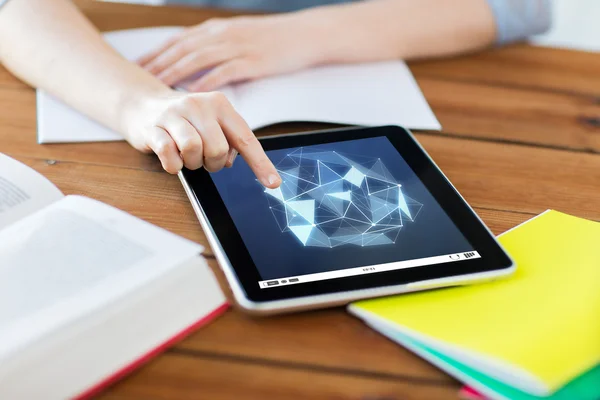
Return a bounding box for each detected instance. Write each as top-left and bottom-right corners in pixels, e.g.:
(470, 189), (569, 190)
(36, 26), (441, 144)
(37, 27), (184, 143)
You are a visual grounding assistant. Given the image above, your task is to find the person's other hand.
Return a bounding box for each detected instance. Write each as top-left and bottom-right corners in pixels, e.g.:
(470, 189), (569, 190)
(123, 89), (281, 188)
(137, 14), (326, 91)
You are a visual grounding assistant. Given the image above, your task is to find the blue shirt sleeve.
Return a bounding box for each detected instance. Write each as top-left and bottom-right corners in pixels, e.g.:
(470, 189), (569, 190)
(485, 0), (553, 45)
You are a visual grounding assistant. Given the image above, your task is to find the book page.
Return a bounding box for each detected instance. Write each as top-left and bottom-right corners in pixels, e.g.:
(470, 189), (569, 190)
(232, 61), (441, 131)
(0, 154), (63, 230)
(0, 195), (203, 360)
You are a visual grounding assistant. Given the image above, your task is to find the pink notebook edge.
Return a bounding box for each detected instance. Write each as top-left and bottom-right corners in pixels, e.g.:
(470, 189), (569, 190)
(459, 385), (487, 400)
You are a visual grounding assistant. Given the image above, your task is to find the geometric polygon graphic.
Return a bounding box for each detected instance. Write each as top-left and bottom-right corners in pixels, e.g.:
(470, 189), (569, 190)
(264, 148), (423, 248)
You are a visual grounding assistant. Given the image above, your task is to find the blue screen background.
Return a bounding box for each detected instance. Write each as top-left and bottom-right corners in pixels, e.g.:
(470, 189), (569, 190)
(210, 136), (474, 281)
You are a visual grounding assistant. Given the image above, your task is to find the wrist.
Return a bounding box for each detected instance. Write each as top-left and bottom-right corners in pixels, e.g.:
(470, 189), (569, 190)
(117, 83), (173, 143)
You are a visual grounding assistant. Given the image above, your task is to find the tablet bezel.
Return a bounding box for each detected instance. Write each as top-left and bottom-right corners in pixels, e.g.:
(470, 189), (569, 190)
(181, 125), (513, 303)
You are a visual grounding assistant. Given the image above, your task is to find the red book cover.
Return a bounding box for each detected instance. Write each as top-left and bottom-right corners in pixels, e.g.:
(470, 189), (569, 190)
(75, 302), (229, 399)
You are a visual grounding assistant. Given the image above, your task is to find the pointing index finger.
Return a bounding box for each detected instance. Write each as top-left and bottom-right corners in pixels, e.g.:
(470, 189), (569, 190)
(219, 110), (280, 188)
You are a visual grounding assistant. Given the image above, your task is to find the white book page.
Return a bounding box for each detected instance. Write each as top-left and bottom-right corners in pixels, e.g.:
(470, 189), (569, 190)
(0, 153), (63, 230)
(0, 195), (203, 361)
(37, 27), (185, 143)
(233, 61), (441, 131)
(0, 256), (226, 399)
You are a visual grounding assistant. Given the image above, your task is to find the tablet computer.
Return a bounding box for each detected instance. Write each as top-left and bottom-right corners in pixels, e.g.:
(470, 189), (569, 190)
(179, 125), (514, 315)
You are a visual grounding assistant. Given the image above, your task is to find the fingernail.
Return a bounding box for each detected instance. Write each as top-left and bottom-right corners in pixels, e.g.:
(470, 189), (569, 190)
(267, 174), (279, 186)
(227, 149), (238, 166)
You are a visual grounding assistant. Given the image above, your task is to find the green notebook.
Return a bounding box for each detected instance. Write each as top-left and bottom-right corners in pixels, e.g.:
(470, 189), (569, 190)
(371, 322), (600, 400)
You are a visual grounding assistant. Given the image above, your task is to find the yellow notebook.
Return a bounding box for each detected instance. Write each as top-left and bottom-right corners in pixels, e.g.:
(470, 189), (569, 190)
(349, 210), (600, 396)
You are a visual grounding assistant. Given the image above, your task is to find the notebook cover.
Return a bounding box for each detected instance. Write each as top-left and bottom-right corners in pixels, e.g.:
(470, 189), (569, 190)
(459, 386), (486, 400)
(350, 210), (600, 393)
(372, 323), (600, 400)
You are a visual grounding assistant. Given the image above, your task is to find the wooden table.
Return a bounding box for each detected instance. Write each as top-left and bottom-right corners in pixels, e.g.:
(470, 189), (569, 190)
(2, 1), (599, 399)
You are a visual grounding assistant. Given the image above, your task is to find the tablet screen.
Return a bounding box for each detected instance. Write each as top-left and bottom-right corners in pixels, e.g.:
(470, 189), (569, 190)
(210, 136), (479, 289)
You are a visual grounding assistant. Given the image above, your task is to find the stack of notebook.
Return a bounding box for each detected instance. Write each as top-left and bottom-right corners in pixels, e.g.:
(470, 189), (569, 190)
(349, 210), (600, 400)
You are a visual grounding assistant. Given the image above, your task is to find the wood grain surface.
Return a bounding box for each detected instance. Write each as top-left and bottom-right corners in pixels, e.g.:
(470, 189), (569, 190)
(1, 1), (598, 399)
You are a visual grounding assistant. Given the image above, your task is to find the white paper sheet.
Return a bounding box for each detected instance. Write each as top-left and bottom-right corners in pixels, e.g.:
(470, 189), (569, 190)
(37, 26), (441, 144)
(231, 61), (440, 131)
(37, 27), (184, 143)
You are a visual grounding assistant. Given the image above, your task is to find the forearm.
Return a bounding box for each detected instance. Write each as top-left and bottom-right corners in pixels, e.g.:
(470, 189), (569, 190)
(0, 0), (170, 136)
(297, 0), (497, 63)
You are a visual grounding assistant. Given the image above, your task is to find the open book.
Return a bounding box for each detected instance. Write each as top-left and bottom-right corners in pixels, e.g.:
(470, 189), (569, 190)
(349, 210), (600, 400)
(0, 153), (228, 399)
(36, 27), (441, 144)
